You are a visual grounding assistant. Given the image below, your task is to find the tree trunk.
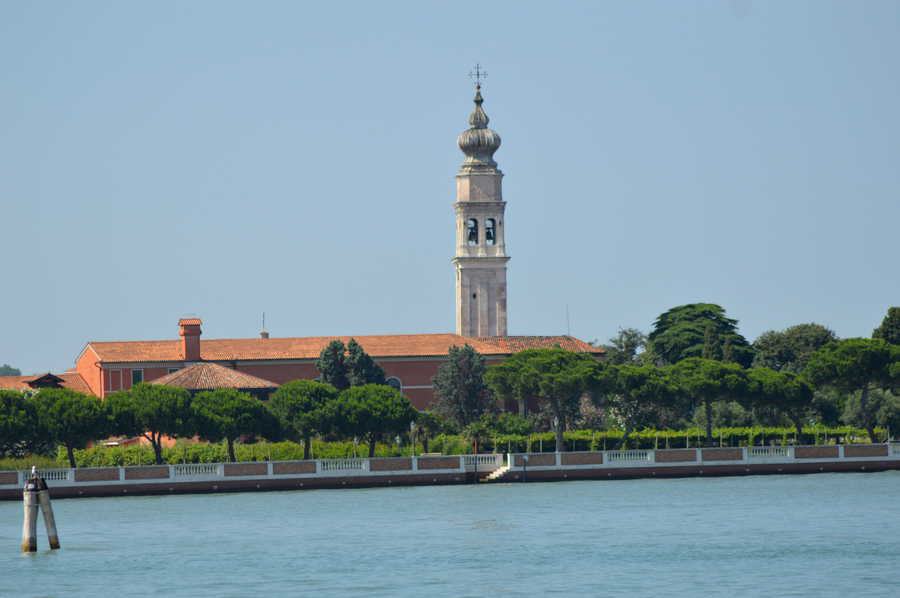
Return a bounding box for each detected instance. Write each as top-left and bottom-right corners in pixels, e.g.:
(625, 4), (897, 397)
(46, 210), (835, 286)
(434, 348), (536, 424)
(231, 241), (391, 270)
(704, 398), (713, 446)
(66, 444), (77, 469)
(152, 436), (164, 465)
(860, 385), (876, 442)
(555, 421), (565, 453)
(303, 435), (312, 460)
(518, 399), (526, 417)
(226, 438), (236, 463)
(790, 416), (803, 444)
(368, 436), (377, 458)
(422, 435), (429, 454)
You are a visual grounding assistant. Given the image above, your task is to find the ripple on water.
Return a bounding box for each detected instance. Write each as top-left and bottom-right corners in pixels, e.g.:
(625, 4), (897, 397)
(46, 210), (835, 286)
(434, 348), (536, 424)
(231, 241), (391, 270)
(1, 471), (899, 596)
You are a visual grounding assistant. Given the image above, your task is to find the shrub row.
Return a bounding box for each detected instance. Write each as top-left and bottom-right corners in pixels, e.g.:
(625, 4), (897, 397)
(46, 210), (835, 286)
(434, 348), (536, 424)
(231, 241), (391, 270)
(0, 425), (884, 470)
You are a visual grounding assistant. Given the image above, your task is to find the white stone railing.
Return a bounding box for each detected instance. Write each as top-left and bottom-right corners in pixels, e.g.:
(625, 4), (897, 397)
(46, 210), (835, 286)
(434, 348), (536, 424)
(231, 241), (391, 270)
(173, 463), (220, 477)
(748, 447), (791, 459)
(464, 454), (503, 468)
(36, 469), (71, 482)
(320, 458), (368, 472)
(606, 450), (653, 463)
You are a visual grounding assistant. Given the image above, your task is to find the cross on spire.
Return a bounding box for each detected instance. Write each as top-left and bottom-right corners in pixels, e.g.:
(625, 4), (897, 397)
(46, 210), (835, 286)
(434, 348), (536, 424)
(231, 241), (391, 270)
(468, 63), (488, 88)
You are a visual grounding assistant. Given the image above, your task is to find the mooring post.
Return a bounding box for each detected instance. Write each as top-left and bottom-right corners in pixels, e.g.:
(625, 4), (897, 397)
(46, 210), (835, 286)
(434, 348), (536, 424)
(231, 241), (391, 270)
(21, 468), (39, 553)
(37, 475), (60, 550)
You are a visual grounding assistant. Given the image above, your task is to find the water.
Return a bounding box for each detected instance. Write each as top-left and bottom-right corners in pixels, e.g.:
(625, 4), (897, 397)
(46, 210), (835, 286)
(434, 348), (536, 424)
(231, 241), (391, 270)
(2, 472), (899, 596)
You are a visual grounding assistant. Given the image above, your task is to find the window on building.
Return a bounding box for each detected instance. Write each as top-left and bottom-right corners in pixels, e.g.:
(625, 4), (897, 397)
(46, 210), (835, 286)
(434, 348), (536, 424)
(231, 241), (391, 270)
(131, 369), (143, 385)
(485, 218), (496, 245)
(466, 218), (478, 245)
(386, 377), (402, 392)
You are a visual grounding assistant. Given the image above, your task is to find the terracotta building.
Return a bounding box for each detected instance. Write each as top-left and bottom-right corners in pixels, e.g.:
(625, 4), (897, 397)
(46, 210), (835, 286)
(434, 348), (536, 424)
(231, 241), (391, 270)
(69, 318), (599, 409)
(1, 80), (602, 408)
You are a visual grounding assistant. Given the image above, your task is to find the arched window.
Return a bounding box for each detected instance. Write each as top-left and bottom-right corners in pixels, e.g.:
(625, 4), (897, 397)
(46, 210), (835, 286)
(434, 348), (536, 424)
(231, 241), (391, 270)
(466, 218), (478, 245)
(485, 218), (496, 245)
(386, 377), (402, 392)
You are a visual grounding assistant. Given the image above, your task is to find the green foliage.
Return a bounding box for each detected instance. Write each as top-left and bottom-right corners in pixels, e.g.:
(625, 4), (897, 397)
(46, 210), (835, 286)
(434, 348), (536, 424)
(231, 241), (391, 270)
(746, 367), (814, 436)
(670, 357), (750, 444)
(191, 389), (279, 462)
(432, 344), (492, 428)
(842, 389), (900, 437)
(316, 339), (386, 389)
(598, 364), (680, 442)
(0, 390), (39, 457)
(752, 323), (838, 373)
(32, 388), (106, 468)
(105, 383), (194, 464)
(805, 338), (899, 441)
(331, 384), (416, 456)
(602, 328), (647, 365)
(346, 339), (386, 386)
(486, 347), (603, 452)
(873, 307), (900, 345)
(269, 380), (338, 459)
(316, 340), (350, 390)
(0, 364), (21, 376)
(648, 303), (754, 367)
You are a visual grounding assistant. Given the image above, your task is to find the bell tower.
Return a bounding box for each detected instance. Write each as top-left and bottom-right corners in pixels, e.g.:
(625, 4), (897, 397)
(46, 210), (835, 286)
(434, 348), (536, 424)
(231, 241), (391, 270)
(453, 71), (509, 337)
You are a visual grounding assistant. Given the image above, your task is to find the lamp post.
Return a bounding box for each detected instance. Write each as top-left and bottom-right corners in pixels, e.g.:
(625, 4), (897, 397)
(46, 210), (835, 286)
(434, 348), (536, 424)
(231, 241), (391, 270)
(553, 416), (560, 454)
(522, 454), (529, 483)
(410, 421), (417, 457)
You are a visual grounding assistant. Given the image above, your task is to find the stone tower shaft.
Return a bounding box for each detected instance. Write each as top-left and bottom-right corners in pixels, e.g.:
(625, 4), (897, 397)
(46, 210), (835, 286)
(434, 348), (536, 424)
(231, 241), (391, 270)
(453, 84), (509, 337)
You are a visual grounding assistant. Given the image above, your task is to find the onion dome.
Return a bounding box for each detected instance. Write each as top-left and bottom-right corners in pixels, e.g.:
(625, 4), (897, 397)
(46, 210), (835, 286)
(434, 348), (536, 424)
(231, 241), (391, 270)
(457, 84), (502, 172)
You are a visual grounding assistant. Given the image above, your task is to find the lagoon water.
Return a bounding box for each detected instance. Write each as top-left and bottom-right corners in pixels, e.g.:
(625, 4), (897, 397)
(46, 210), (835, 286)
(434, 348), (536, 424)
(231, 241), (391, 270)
(2, 472), (899, 596)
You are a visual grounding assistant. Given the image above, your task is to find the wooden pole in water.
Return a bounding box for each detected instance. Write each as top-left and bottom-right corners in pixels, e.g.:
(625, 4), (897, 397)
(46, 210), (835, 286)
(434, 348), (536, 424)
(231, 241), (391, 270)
(37, 476), (60, 550)
(21, 470), (39, 553)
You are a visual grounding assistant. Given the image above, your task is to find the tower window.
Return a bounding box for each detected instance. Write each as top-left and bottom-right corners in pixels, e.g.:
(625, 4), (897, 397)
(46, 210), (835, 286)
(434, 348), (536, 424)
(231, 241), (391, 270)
(485, 218), (496, 245)
(467, 218), (478, 245)
(386, 377), (402, 392)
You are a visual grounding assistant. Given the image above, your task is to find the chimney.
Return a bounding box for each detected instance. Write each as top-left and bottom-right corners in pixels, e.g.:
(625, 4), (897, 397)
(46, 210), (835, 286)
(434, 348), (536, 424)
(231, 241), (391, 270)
(178, 318), (202, 362)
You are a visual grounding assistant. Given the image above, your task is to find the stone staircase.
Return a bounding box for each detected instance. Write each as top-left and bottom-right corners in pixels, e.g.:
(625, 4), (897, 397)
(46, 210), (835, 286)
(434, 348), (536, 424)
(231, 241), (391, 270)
(481, 465), (511, 482)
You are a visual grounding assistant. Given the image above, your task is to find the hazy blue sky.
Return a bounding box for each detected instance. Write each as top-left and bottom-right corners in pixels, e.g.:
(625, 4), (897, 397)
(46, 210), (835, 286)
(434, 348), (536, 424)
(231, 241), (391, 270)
(1, 1), (898, 374)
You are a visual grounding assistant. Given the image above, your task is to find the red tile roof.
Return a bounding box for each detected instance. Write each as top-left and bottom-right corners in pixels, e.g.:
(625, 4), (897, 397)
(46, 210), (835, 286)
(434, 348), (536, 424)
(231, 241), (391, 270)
(86, 333), (603, 364)
(0, 372), (91, 394)
(149, 362), (278, 391)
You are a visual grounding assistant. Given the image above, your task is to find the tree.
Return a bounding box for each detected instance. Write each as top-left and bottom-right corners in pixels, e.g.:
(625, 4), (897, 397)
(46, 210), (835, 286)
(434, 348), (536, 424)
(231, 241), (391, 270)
(597, 365), (678, 447)
(32, 388), (106, 468)
(752, 323), (838, 373)
(0, 390), (38, 457)
(842, 389), (899, 441)
(316, 339), (386, 389)
(345, 338), (386, 386)
(317, 340), (350, 390)
(670, 357), (750, 445)
(805, 338), (899, 442)
(486, 348), (602, 453)
(330, 384), (416, 457)
(414, 410), (444, 453)
(746, 368), (814, 439)
(0, 364), (21, 376)
(647, 303), (754, 367)
(601, 328), (647, 365)
(432, 344), (492, 427)
(105, 383), (193, 465)
(873, 307), (900, 345)
(191, 389), (278, 462)
(269, 380), (337, 459)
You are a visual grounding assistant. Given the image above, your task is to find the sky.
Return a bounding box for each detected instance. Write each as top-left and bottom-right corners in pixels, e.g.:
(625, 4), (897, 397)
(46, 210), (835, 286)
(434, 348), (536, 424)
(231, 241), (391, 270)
(1, 1), (898, 375)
